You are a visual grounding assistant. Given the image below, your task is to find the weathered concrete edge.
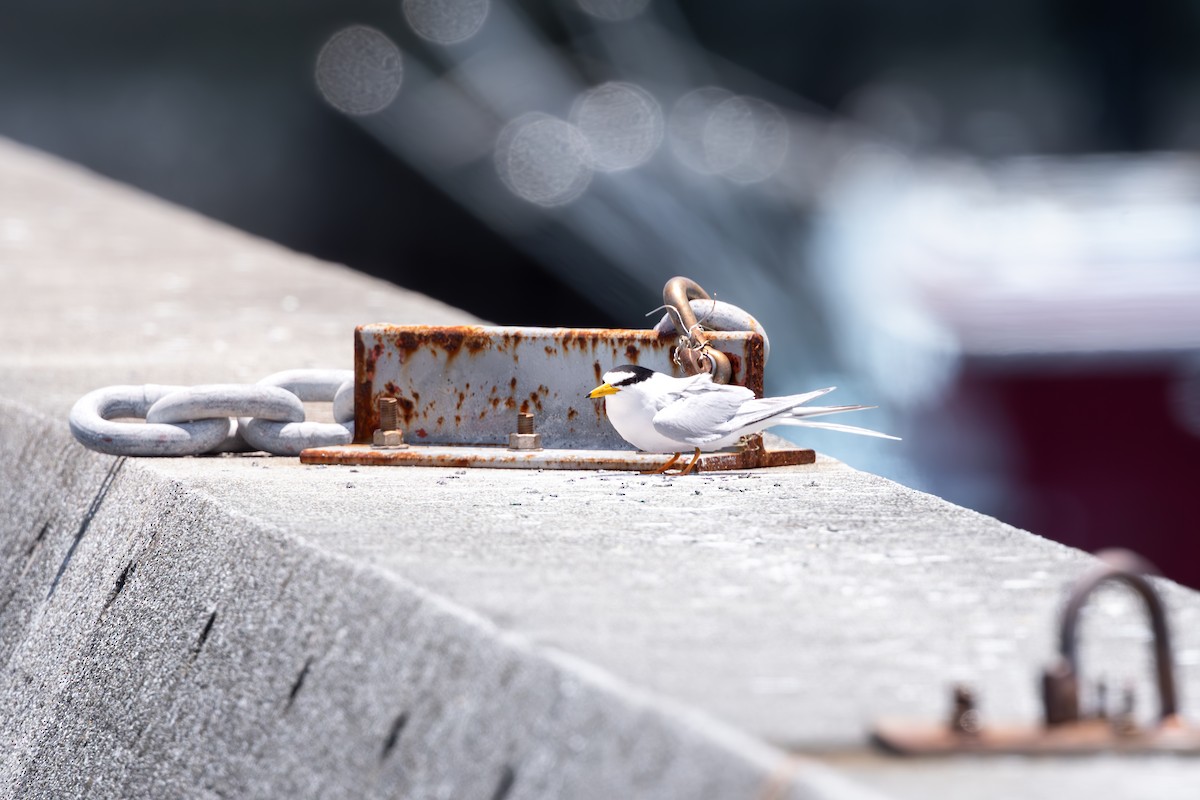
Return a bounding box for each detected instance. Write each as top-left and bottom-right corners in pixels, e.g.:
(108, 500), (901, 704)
(0, 398), (885, 800)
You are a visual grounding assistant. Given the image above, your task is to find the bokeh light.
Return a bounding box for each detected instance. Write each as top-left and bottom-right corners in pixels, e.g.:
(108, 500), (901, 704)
(667, 87), (735, 175)
(402, 0), (490, 46)
(314, 26), (404, 116)
(576, 0), (651, 23)
(569, 82), (663, 171)
(703, 95), (789, 184)
(495, 113), (593, 207)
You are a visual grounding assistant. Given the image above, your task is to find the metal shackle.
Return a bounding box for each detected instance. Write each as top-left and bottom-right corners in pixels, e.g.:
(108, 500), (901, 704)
(1042, 549), (1180, 727)
(662, 276), (733, 384)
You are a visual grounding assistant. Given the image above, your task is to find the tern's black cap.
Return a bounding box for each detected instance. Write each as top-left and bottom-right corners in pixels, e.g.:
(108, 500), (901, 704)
(608, 364), (655, 386)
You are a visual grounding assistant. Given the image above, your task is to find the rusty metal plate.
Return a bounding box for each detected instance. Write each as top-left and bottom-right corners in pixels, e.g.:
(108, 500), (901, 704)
(872, 718), (1200, 756)
(350, 325), (766, 450)
(301, 439), (815, 471)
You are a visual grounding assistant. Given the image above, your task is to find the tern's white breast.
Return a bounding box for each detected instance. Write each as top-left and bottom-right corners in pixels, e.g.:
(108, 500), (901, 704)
(603, 387), (687, 453)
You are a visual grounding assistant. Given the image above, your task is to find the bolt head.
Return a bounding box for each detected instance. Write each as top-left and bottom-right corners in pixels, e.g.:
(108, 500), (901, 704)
(508, 432), (542, 451)
(374, 430), (408, 448)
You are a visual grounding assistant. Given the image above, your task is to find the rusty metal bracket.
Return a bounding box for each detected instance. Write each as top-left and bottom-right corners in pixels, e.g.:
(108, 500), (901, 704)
(298, 324), (814, 471)
(871, 550), (1200, 756)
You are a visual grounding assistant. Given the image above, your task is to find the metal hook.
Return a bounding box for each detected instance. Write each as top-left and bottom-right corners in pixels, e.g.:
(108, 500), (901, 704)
(662, 277), (733, 384)
(872, 548), (1199, 755)
(1042, 549), (1180, 728)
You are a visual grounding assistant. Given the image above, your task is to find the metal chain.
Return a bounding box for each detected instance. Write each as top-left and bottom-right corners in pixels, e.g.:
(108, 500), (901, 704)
(69, 369), (354, 457)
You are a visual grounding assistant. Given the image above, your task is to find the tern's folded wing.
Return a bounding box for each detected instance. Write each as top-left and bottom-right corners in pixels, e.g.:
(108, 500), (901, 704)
(650, 383), (755, 445)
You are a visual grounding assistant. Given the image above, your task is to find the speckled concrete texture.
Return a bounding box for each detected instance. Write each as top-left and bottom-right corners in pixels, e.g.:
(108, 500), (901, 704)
(4, 137), (1200, 799)
(1, 407), (879, 800)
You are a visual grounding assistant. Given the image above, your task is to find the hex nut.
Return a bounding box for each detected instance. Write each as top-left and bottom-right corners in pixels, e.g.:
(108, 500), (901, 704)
(508, 432), (542, 451)
(373, 429), (408, 448)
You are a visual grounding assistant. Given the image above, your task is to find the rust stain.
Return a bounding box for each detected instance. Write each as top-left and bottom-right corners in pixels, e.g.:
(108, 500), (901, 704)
(593, 361), (602, 383)
(567, 408), (578, 421)
(725, 352), (743, 388)
(353, 329), (374, 443)
(489, 397), (501, 409)
(364, 341), (384, 387)
(455, 415), (462, 425)
(416, 428), (428, 438)
(625, 345), (639, 363)
(739, 333), (767, 397)
(437, 416), (445, 426)
(504, 397), (516, 410)
(377, 325), (503, 367)
(494, 330), (525, 352)
(509, 377), (518, 391)
(402, 329), (460, 363)
(354, 330), (366, 376)
(456, 392), (466, 411)
(519, 400), (530, 414)
(395, 396), (416, 428)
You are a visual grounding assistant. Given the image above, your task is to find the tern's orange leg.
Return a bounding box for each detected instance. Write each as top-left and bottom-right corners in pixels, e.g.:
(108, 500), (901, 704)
(677, 447), (702, 476)
(641, 452), (682, 475)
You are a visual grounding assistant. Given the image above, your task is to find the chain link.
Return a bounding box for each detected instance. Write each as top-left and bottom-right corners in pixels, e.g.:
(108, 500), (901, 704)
(239, 370), (354, 456)
(69, 370), (354, 457)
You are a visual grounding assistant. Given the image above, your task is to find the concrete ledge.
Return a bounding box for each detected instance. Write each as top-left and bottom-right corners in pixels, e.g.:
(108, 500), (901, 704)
(2, 401), (872, 799)
(4, 137), (1200, 799)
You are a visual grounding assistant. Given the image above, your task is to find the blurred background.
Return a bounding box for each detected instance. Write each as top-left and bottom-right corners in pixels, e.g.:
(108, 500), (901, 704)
(3, 0), (1199, 585)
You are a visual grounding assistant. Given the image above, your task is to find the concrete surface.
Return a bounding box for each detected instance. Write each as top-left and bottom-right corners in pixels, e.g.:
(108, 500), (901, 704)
(3, 137), (1200, 798)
